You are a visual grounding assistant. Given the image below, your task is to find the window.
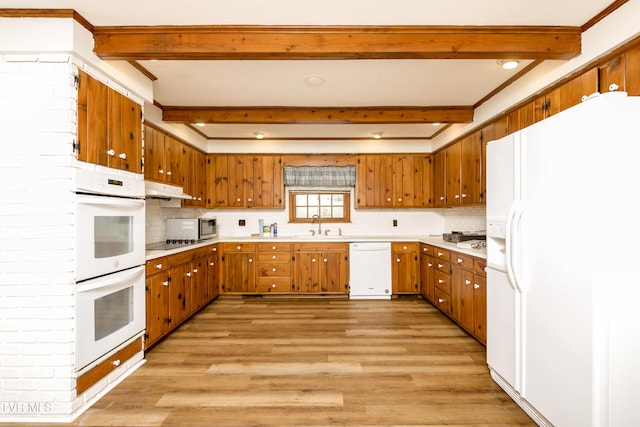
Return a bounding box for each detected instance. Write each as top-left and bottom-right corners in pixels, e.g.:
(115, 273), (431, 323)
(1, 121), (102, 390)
(289, 191), (351, 223)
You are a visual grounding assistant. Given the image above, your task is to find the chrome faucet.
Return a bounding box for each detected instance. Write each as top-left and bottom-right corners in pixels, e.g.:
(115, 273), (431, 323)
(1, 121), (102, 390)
(311, 214), (322, 235)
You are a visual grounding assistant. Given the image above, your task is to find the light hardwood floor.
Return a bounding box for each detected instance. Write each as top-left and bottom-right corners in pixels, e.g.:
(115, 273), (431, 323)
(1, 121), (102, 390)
(48, 297), (535, 426)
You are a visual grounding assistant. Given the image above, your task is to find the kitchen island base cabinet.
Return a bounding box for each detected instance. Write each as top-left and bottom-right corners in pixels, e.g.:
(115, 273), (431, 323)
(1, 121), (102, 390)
(292, 243), (349, 295)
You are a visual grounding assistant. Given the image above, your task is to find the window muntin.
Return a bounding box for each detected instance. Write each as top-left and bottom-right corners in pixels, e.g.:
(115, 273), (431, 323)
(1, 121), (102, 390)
(289, 191), (350, 223)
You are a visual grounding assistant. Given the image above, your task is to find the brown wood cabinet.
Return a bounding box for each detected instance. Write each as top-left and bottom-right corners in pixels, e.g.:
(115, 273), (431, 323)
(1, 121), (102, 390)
(183, 144), (206, 208)
(220, 242), (257, 293)
(431, 247), (452, 316)
(433, 136), (484, 208)
(292, 242), (349, 295)
(77, 70), (142, 173)
(206, 154), (284, 209)
(356, 154), (431, 208)
(419, 244), (435, 302)
(145, 245), (219, 350)
(144, 124), (186, 187)
(432, 150), (447, 208)
(391, 242), (419, 294)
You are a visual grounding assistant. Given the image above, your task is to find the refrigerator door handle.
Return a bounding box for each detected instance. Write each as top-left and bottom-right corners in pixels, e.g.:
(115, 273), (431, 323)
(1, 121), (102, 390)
(505, 200), (523, 294)
(511, 202), (525, 293)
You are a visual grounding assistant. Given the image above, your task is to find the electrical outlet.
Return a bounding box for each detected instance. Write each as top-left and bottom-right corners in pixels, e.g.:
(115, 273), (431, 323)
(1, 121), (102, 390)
(239, 219), (246, 226)
(393, 219), (398, 227)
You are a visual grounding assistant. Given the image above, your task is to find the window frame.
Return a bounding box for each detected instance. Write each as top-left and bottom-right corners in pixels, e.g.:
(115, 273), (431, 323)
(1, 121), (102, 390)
(288, 191), (351, 224)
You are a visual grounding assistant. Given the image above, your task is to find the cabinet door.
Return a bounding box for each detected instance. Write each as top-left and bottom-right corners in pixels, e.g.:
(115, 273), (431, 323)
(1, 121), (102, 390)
(473, 273), (487, 344)
(118, 94), (142, 173)
(221, 252), (256, 293)
(599, 55), (625, 93)
(420, 253), (434, 302)
(452, 267), (475, 333)
(355, 154), (394, 208)
(392, 244), (419, 294)
(189, 257), (208, 313)
(183, 146), (206, 207)
(211, 154), (229, 207)
(445, 143), (462, 206)
(293, 252), (321, 293)
(144, 125), (166, 182)
(247, 155), (284, 208)
(168, 263), (189, 327)
(319, 252), (348, 294)
(207, 247), (220, 301)
(624, 44), (640, 96)
(460, 134), (482, 205)
(419, 155), (433, 208)
(355, 154), (374, 208)
(394, 154), (416, 207)
(165, 136), (185, 186)
(145, 273), (170, 348)
(432, 150), (446, 208)
(77, 71), (108, 167)
(228, 155), (246, 207)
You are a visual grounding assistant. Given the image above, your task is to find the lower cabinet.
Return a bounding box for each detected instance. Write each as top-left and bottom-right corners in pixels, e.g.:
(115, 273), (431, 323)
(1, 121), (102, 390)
(420, 243), (486, 344)
(292, 242), (349, 295)
(219, 242), (257, 293)
(257, 242), (293, 294)
(145, 244), (219, 350)
(392, 242), (420, 294)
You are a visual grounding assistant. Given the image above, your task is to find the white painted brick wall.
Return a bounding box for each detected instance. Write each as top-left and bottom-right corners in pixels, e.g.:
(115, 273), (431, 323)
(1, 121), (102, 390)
(0, 54), (77, 420)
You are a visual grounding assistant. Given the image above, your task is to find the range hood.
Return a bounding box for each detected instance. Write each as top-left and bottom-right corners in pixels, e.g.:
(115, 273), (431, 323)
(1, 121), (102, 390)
(145, 181), (192, 200)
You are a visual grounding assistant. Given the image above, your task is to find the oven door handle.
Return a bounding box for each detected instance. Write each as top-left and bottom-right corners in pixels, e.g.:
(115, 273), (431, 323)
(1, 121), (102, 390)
(77, 265), (145, 293)
(77, 194), (145, 208)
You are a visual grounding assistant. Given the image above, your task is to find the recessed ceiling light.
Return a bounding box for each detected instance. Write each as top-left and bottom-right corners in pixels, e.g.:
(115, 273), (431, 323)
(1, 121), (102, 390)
(305, 75), (325, 86)
(370, 131), (384, 140)
(254, 132), (265, 140)
(432, 122), (441, 126)
(498, 59), (520, 70)
(195, 123), (206, 127)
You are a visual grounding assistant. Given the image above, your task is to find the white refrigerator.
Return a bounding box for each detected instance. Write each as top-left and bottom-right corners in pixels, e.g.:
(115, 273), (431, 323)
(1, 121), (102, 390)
(486, 92), (640, 427)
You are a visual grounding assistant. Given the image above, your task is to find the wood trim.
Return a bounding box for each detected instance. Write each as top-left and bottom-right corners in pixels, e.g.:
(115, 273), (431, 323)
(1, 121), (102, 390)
(163, 106), (473, 125)
(201, 136), (433, 141)
(92, 25), (582, 61)
(0, 8), (94, 33)
(127, 60), (158, 81)
(581, 0), (629, 32)
(474, 60), (544, 109)
(76, 337), (142, 395)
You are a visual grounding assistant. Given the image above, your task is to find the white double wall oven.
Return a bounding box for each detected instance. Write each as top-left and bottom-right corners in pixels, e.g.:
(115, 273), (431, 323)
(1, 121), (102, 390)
(74, 167), (146, 371)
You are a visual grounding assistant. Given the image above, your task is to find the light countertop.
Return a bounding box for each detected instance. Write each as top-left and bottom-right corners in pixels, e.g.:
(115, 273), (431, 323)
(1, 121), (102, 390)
(145, 235), (486, 260)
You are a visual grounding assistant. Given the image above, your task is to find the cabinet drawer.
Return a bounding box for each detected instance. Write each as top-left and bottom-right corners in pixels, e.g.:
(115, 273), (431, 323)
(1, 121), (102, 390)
(292, 242), (348, 253)
(257, 277), (292, 293)
(433, 288), (451, 315)
(433, 248), (450, 261)
(420, 244), (433, 256)
(434, 270), (451, 294)
(257, 262), (292, 277)
(146, 257), (168, 276)
(257, 243), (292, 252)
(434, 260), (451, 274)
(474, 258), (487, 276)
(453, 253), (474, 270)
(77, 337), (142, 395)
(221, 242), (257, 253)
(392, 242), (419, 253)
(257, 252), (292, 263)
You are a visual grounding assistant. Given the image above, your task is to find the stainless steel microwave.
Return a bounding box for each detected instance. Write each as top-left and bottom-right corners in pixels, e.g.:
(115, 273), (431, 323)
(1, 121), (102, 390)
(166, 217), (217, 241)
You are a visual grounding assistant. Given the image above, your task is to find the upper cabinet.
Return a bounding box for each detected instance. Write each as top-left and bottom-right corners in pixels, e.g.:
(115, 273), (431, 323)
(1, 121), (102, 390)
(144, 125), (186, 187)
(433, 135), (484, 208)
(77, 70), (142, 173)
(356, 154), (431, 208)
(206, 154), (284, 209)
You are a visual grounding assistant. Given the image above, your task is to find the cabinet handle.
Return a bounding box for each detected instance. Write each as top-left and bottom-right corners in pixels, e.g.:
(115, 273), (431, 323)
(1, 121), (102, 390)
(118, 152), (127, 160)
(437, 252), (443, 256)
(457, 258), (462, 264)
(428, 262), (433, 267)
(249, 258), (253, 263)
(439, 196), (445, 201)
(398, 198), (402, 202)
(212, 247), (217, 252)
(461, 193), (467, 198)
(403, 245), (407, 250)
(438, 263), (443, 268)
(396, 258), (401, 263)
(156, 263), (163, 269)
(438, 279), (444, 284)
(474, 284), (480, 289)
(272, 246), (276, 250)
(237, 245), (241, 250)
(272, 268), (276, 272)
(167, 171), (172, 176)
(312, 258), (317, 263)
(247, 198), (252, 202)
(272, 255), (276, 260)
(272, 283), (276, 288)
(454, 194), (460, 199)
(323, 258), (328, 263)
(236, 198), (241, 202)
(162, 281), (169, 287)
(465, 279), (471, 285)
(159, 168), (164, 174)
(438, 298), (444, 304)
(387, 197), (392, 202)
(209, 262), (214, 267)
(193, 268), (198, 274)
(107, 149), (115, 156)
(186, 272), (191, 277)
(112, 359), (121, 367)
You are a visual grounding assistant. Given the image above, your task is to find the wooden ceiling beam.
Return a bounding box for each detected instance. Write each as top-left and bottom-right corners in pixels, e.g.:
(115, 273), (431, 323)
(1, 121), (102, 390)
(93, 25), (581, 60)
(161, 106), (474, 124)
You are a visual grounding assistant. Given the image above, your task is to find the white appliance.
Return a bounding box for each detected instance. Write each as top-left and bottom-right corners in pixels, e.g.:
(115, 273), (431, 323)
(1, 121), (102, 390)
(486, 92), (640, 426)
(75, 167), (146, 371)
(349, 242), (391, 299)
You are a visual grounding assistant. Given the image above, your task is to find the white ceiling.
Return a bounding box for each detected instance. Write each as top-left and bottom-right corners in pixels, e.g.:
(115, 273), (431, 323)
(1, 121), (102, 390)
(0, 0), (617, 141)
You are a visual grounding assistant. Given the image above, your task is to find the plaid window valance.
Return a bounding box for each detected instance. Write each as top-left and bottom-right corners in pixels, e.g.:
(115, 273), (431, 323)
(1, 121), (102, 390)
(283, 165), (356, 187)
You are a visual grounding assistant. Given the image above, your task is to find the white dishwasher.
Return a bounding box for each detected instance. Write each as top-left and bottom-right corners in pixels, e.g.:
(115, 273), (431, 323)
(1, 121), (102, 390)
(349, 242), (392, 299)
